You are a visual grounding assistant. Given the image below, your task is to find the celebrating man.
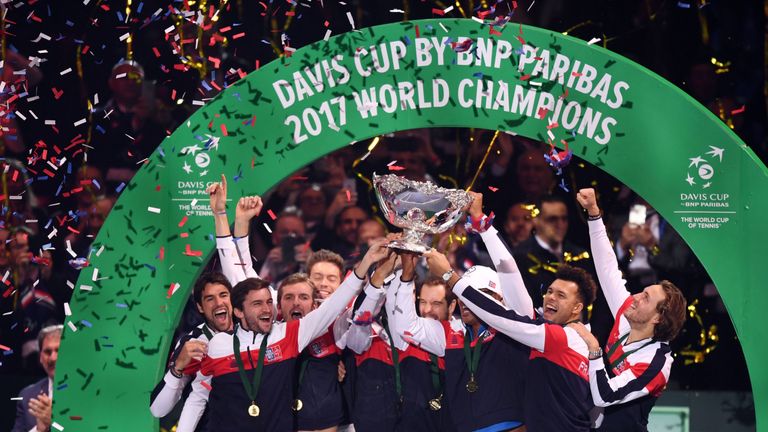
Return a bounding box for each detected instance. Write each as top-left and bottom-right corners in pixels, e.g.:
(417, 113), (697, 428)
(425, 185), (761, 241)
(575, 188), (687, 431)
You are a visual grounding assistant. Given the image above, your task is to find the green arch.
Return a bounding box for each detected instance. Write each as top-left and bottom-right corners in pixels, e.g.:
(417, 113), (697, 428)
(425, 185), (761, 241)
(54, 19), (768, 431)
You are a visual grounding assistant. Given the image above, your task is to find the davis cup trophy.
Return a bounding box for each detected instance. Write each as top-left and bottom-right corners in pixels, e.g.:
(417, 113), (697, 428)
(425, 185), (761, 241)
(373, 173), (473, 254)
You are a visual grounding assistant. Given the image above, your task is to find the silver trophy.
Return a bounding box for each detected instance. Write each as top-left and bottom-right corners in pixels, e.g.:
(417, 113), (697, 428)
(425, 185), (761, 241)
(373, 174), (472, 254)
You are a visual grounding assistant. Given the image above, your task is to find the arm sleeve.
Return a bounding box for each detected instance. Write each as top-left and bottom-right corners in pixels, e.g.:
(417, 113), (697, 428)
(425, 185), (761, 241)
(479, 226), (535, 318)
(298, 272), (366, 351)
(345, 282), (386, 354)
(384, 274), (409, 351)
(589, 348), (671, 407)
(149, 371), (191, 417)
(175, 372), (210, 432)
(392, 275), (447, 356)
(588, 219), (632, 316)
(452, 277), (546, 351)
(216, 235), (259, 285)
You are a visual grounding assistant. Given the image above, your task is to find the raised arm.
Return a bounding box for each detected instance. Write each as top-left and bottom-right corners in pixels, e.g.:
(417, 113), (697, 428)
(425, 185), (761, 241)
(576, 189), (631, 315)
(298, 239), (389, 351)
(467, 192), (534, 318)
(345, 281), (386, 354)
(588, 348), (672, 407)
(207, 174), (231, 237)
(390, 252), (447, 356)
(424, 249), (547, 351)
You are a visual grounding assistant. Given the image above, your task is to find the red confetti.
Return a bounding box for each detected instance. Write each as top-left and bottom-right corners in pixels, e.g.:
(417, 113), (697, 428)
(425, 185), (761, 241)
(184, 244), (203, 257)
(520, 74), (532, 81)
(345, 190), (351, 202)
(51, 88), (64, 100)
(220, 123), (228, 136)
(152, 47), (161, 58)
(159, 247), (165, 261)
(201, 381), (212, 391)
(731, 105), (746, 115)
(267, 209), (277, 220)
(415, 25), (420, 38)
(178, 216), (188, 227)
(431, 8), (445, 15)
(488, 186), (499, 192)
(388, 165), (405, 171)
(537, 107), (549, 119)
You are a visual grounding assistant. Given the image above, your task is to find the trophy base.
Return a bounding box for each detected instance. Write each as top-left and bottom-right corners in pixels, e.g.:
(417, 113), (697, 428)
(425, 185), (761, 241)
(386, 240), (429, 255)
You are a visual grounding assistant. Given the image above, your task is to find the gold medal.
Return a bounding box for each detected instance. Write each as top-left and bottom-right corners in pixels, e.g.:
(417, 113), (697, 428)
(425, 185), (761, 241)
(466, 376), (479, 393)
(428, 396), (442, 411)
(248, 402), (260, 417)
(292, 399), (304, 412)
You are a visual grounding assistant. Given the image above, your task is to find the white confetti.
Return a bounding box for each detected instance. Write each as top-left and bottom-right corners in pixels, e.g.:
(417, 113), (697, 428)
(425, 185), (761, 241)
(73, 118), (86, 126)
(64, 302), (72, 316)
(80, 285), (93, 291)
(346, 11), (355, 29)
(60, 68), (73, 75)
(67, 321), (77, 332)
(587, 37), (601, 45)
(148, 206), (161, 214)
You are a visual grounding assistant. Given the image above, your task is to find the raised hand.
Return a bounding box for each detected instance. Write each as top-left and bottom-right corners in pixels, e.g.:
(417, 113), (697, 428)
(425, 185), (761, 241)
(235, 196), (263, 221)
(423, 249), (452, 279)
(207, 174), (228, 214)
(174, 339), (209, 372)
(467, 191), (484, 219)
(576, 188), (600, 216)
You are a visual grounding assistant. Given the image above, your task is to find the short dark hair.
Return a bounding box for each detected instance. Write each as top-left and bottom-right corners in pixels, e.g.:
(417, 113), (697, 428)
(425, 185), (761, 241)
(193, 272), (232, 305)
(306, 249), (344, 277)
(417, 276), (457, 307)
(654, 280), (687, 341)
(534, 195), (567, 214)
(554, 265), (597, 307)
(37, 324), (63, 352)
(231, 278), (271, 310)
(278, 273), (318, 303)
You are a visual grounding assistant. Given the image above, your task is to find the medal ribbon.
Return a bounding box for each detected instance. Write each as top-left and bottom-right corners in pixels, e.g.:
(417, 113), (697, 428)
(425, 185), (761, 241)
(380, 315), (402, 399)
(202, 325), (213, 341)
(232, 326), (270, 405)
(605, 333), (655, 371)
(429, 353), (442, 398)
(463, 328), (486, 382)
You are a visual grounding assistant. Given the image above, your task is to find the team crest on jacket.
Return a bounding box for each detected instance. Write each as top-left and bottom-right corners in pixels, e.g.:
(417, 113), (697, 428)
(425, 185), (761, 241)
(310, 340), (330, 356)
(266, 346), (283, 362)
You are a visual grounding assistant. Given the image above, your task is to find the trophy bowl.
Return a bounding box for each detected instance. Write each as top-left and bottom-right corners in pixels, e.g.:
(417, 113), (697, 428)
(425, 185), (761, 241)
(373, 173), (472, 254)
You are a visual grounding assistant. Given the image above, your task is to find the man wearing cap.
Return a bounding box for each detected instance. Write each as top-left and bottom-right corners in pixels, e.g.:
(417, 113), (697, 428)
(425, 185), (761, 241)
(424, 245), (598, 431)
(388, 193), (533, 432)
(13, 324), (61, 432)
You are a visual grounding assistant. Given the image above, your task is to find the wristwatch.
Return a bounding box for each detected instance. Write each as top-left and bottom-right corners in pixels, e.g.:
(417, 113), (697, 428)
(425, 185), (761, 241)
(441, 269), (455, 282)
(588, 348), (603, 360)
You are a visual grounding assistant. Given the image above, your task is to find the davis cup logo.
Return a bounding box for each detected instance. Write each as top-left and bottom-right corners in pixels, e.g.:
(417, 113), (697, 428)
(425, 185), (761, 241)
(685, 146), (724, 189)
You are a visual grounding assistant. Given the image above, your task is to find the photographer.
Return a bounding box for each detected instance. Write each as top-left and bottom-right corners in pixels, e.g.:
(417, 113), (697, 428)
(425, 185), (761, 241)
(259, 212), (311, 285)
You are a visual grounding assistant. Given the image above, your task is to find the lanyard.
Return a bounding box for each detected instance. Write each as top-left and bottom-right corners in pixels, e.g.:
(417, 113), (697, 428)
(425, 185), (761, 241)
(380, 315), (402, 399)
(232, 326), (270, 406)
(463, 327), (486, 382)
(202, 325), (213, 341)
(428, 353), (442, 396)
(606, 333), (655, 371)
